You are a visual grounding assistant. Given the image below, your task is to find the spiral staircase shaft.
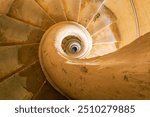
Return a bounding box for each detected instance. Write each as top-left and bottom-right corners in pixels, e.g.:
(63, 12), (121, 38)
(0, 0), (150, 99)
(1, 0), (118, 48)
(40, 32), (150, 99)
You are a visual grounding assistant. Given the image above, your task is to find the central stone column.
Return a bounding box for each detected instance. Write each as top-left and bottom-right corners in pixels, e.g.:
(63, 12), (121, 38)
(39, 21), (93, 98)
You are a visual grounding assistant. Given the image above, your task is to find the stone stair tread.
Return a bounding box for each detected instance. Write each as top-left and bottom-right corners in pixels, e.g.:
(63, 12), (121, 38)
(62, 0), (81, 22)
(35, 0), (67, 23)
(7, 0), (55, 30)
(87, 5), (116, 35)
(0, 15), (44, 45)
(78, 0), (104, 27)
(0, 62), (45, 100)
(0, 44), (39, 80)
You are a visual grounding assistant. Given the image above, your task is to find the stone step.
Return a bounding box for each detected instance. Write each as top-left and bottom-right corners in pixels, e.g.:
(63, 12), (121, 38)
(0, 0), (14, 14)
(78, 0), (104, 27)
(87, 43), (118, 58)
(0, 15), (44, 45)
(0, 44), (39, 80)
(92, 23), (120, 44)
(35, 0), (67, 23)
(87, 5), (116, 35)
(62, 0), (81, 22)
(0, 62), (45, 100)
(7, 0), (55, 30)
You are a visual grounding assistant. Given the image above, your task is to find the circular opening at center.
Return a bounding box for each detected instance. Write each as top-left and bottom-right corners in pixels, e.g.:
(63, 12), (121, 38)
(61, 36), (82, 55)
(71, 46), (78, 53)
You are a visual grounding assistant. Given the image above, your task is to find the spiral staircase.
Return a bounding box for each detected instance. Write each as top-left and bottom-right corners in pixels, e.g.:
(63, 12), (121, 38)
(0, 0), (150, 100)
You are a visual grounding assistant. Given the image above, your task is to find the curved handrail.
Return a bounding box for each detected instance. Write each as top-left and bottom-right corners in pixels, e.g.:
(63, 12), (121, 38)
(130, 0), (140, 38)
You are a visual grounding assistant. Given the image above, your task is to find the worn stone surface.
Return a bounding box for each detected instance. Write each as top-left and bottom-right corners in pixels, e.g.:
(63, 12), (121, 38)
(0, 0), (14, 14)
(41, 31), (150, 99)
(62, 0), (81, 21)
(35, 0), (67, 23)
(79, 0), (104, 27)
(0, 15), (44, 45)
(92, 23), (118, 44)
(88, 43), (117, 58)
(87, 5), (116, 35)
(87, 23), (119, 58)
(0, 62), (45, 100)
(0, 44), (39, 79)
(7, 0), (55, 30)
(34, 81), (67, 100)
(0, 0), (150, 100)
